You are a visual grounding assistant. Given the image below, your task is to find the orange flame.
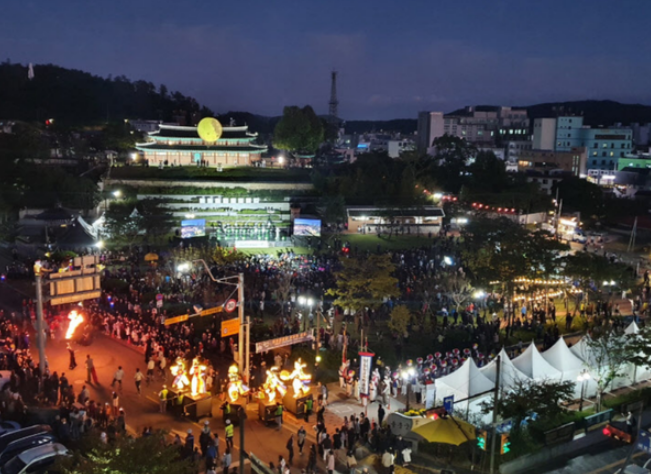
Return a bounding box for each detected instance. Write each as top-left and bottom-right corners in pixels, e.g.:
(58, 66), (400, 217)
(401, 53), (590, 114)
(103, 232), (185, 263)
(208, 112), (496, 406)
(65, 310), (84, 340)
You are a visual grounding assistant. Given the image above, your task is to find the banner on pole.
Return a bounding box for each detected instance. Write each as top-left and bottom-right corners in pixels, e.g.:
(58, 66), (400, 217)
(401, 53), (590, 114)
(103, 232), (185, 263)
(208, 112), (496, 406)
(255, 330), (313, 353)
(358, 351), (375, 397)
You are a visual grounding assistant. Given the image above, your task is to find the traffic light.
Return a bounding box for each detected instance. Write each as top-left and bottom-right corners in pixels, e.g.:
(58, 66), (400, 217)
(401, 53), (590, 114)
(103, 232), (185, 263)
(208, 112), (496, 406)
(477, 430), (487, 451)
(500, 433), (511, 455)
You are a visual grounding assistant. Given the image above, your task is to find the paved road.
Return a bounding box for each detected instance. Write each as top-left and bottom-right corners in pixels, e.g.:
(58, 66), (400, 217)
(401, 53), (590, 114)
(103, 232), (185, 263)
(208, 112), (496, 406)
(0, 278), (344, 473)
(541, 442), (651, 474)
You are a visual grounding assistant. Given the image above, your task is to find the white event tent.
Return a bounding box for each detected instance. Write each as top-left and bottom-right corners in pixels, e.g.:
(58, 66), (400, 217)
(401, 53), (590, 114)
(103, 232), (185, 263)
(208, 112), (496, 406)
(435, 358), (495, 418)
(480, 348), (531, 391)
(511, 343), (562, 381)
(542, 337), (589, 397)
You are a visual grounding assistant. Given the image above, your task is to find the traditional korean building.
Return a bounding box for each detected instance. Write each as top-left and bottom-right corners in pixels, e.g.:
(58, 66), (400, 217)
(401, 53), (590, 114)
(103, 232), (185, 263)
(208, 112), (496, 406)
(136, 123), (267, 167)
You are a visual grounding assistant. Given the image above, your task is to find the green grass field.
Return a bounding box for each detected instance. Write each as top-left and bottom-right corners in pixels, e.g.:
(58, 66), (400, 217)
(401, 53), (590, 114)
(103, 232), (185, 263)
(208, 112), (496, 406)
(339, 233), (434, 252)
(110, 166), (312, 182)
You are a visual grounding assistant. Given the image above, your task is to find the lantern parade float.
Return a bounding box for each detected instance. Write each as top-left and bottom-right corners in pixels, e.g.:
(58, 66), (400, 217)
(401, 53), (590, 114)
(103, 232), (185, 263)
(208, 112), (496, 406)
(169, 356), (213, 420)
(257, 367), (286, 423)
(222, 364), (249, 424)
(261, 358), (313, 419)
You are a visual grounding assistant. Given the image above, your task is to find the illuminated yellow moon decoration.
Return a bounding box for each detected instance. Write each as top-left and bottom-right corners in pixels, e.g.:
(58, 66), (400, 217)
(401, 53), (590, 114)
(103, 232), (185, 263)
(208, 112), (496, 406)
(197, 117), (223, 143)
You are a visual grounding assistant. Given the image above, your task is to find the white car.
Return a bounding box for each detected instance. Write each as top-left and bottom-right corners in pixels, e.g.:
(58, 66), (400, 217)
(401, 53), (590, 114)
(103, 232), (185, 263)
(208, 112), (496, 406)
(1, 443), (68, 474)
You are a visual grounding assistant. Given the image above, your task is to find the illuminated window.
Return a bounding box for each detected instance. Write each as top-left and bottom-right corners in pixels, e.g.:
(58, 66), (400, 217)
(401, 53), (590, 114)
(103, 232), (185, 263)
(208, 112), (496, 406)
(610, 152), (614, 157)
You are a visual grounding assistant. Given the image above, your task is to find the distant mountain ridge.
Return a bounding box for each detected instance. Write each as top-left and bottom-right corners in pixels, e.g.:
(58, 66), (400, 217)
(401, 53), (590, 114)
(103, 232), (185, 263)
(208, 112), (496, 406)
(0, 61), (212, 124)
(2, 62), (651, 132)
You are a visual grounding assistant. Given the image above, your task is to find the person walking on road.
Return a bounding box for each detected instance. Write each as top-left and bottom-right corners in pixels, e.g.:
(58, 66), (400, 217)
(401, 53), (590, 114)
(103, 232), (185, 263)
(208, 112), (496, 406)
(134, 368), (144, 395)
(200, 420), (212, 456)
(185, 429), (195, 458)
(146, 358), (155, 385)
(222, 448), (232, 474)
(304, 397), (313, 422)
(297, 426), (306, 455)
(275, 402), (284, 430)
(286, 434), (294, 466)
(67, 343), (77, 370)
(112, 366), (124, 390)
(85, 355), (97, 384)
(158, 385), (169, 413)
(111, 391), (119, 417)
(225, 419), (234, 450)
(377, 403), (385, 427)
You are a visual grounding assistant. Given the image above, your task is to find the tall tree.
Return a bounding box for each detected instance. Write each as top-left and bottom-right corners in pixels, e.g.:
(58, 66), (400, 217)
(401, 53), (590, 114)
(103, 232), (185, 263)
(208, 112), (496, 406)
(55, 431), (196, 474)
(327, 254), (399, 313)
(273, 105), (324, 154)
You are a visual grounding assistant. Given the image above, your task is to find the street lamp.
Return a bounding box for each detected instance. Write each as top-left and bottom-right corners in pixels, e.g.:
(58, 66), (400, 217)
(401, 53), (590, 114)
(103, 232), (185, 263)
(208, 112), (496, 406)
(401, 367), (416, 411)
(130, 152), (138, 161)
(577, 370), (591, 411)
(278, 155), (285, 166)
(112, 190), (121, 198)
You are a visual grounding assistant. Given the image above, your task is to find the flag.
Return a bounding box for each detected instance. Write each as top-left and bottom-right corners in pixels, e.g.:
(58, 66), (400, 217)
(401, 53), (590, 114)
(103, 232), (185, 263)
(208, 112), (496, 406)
(28, 63), (34, 80)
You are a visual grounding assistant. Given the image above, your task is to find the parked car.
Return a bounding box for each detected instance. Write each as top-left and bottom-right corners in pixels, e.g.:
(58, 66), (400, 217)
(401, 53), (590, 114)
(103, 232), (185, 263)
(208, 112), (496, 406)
(0, 426), (52, 455)
(1, 443), (68, 474)
(0, 433), (56, 465)
(0, 422), (20, 437)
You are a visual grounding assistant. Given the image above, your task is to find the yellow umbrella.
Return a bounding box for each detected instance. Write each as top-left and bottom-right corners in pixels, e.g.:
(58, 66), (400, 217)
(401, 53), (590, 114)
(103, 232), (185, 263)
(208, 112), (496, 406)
(144, 253), (159, 262)
(411, 416), (476, 446)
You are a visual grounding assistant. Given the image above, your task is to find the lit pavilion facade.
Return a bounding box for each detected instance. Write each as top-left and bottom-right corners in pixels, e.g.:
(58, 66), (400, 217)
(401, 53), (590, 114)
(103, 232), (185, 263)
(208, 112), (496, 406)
(136, 124), (267, 167)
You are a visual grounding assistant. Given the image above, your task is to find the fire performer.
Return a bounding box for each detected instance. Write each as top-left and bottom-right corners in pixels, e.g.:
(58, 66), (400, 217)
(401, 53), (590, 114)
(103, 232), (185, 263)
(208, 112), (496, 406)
(67, 343), (77, 370)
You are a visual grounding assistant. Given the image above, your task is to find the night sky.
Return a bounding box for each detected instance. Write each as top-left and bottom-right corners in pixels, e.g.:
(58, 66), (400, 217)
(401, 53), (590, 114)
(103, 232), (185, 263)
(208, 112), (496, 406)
(2, 0), (650, 119)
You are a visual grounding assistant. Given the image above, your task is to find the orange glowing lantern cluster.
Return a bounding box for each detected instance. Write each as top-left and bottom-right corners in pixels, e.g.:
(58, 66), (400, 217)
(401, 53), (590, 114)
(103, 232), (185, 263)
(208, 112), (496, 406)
(170, 358), (190, 392)
(280, 358), (312, 398)
(227, 365), (249, 403)
(65, 310), (84, 340)
(261, 367), (287, 403)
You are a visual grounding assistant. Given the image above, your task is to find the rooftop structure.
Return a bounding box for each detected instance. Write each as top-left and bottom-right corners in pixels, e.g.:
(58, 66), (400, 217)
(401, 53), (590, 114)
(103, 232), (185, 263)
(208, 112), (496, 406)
(136, 123), (267, 168)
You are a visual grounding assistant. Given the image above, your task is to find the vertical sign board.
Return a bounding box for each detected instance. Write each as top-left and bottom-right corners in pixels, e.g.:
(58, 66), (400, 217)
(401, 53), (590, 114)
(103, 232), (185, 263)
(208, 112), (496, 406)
(637, 430), (651, 453)
(221, 318), (240, 337)
(444, 395), (454, 414)
(358, 352), (374, 397)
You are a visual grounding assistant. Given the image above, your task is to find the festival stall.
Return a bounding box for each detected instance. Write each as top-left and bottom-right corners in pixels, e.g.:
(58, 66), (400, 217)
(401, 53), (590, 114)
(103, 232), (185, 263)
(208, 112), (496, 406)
(541, 338), (586, 397)
(480, 348), (531, 391)
(434, 358), (494, 420)
(511, 343), (562, 381)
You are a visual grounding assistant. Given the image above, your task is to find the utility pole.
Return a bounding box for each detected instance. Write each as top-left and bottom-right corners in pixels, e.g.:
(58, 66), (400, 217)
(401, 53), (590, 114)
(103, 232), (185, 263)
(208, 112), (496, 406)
(238, 273), (245, 379)
(489, 355), (501, 474)
(245, 316), (251, 385)
(239, 405), (247, 474)
(628, 216), (638, 252)
(35, 273), (47, 376)
(315, 307), (321, 365)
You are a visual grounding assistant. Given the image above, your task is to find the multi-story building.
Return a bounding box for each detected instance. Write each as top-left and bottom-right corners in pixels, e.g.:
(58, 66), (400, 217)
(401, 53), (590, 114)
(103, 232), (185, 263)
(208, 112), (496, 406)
(518, 148), (587, 177)
(444, 106), (529, 145)
(136, 123), (267, 168)
(388, 139), (416, 158)
(532, 116), (633, 171)
(417, 111), (445, 153)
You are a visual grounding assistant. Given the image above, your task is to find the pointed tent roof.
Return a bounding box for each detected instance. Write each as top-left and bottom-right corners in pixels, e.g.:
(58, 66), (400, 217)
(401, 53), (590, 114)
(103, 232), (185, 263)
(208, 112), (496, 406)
(480, 348), (531, 390)
(435, 358), (495, 400)
(625, 321), (640, 335)
(570, 336), (596, 365)
(56, 222), (98, 248)
(541, 337), (585, 376)
(512, 343), (562, 380)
